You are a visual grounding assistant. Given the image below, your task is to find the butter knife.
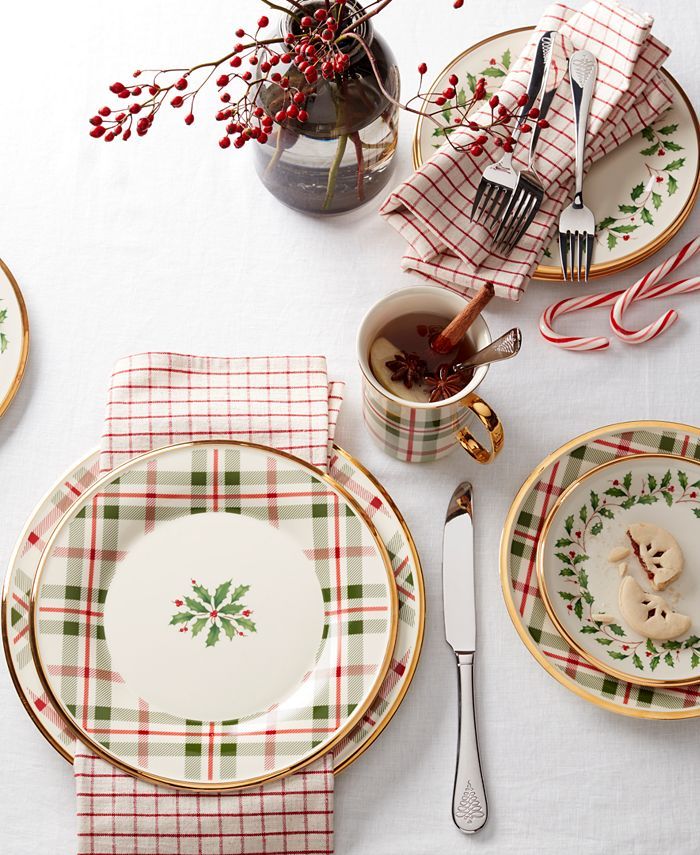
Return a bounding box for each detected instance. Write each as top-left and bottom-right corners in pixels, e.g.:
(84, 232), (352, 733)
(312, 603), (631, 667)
(443, 483), (487, 833)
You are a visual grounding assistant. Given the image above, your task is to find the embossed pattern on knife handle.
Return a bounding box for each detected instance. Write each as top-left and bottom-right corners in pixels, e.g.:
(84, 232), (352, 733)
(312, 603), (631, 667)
(452, 652), (488, 834)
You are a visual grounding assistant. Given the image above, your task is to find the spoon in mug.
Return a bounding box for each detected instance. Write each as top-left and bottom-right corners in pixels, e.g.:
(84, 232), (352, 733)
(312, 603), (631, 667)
(452, 328), (522, 374)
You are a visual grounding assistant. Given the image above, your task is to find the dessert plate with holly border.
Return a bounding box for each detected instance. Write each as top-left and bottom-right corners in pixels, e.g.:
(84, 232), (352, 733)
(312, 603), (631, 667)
(413, 27), (700, 281)
(500, 421), (700, 719)
(28, 441), (399, 790)
(3, 445), (423, 779)
(0, 258), (29, 418)
(537, 453), (700, 687)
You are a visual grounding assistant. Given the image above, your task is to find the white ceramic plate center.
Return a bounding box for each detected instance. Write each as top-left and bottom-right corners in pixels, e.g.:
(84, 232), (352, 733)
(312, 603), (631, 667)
(104, 512), (325, 722)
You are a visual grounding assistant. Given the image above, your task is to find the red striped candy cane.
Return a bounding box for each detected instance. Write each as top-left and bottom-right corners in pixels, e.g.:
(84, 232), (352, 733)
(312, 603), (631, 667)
(610, 236), (700, 344)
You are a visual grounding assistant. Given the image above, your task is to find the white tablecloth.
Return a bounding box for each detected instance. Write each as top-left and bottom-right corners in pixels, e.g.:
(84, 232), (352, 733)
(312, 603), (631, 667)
(1, 1), (699, 853)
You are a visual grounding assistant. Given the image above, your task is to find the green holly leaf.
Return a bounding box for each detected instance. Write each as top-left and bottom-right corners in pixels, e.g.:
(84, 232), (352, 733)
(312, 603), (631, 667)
(650, 655), (661, 671)
(640, 143), (660, 157)
(662, 491), (674, 507)
(580, 625), (598, 634)
(234, 616), (257, 633)
(0, 333), (7, 354)
(684, 636), (700, 648)
(191, 617), (209, 637)
(608, 624), (626, 637)
(565, 515), (574, 535)
(641, 207), (654, 226)
(559, 567), (575, 577)
(185, 596), (209, 614)
(692, 480), (700, 489)
(678, 471), (689, 489)
(556, 552), (573, 565)
(205, 622), (221, 647)
(574, 554), (589, 566)
(0, 308), (7, 323)
(608, 651), (629, 660)
(457, 88), (468, 108)
(618, 204), (639, 213)
(596, 637), (613, 646)
(170, 612), (195, 625)
(664, 652), (675, 667)
(637, 494), (658, 505)
(641, 126), (655, 142)
(220, 617), (237, 640)
(432, 127), (448, 139)
(664, 141), (684, 152)
(667, 175), (679, 195)
(590, 491), (599, 510)
(555, 538), (573, 547)
(630, 182), (645, 201)
(501, 48), (511, 69)
(664, 158), (686, 172)
(590, 522), (603, 537)
(574, 599), (583, 620)
(579, 505), (588, 523)
(651, 192), (662, 210)
(662, 640), (683, 650)
(214, 579), (233, 608)
(598, 216), (617, 230)
(441, 107), (452, 123)
(620, 497), (637, 510)
(481, 66), (506, 78)
(692, 651), (700, 669)
(229, 584), (251, 603)
(648, 474), (657, 491)
(466, 72), (477, 93)
(582, 591), (594, 605)
(578, 569), (589, 587)
(623, 472), (633, 490)
(694, 509), (700, 519)
(657, 123), (678, 135)
(558, 590), (576, 603)
(599, 507), (615, 519)
(612, 224), (639, 234)
(218, 601), (244, 616)
(605, 487), (627, 497)
(606, 231), (617, 250)
(660, 470), (672, 488)
(193, 584), (213, 606)
(632, 653), (644, 671)
(646, 638), (658, 654)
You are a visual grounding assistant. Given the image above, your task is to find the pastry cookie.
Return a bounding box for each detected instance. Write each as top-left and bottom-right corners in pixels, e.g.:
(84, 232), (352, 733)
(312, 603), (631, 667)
(618, 576), (691, 642)
(627, 523), (684, 591)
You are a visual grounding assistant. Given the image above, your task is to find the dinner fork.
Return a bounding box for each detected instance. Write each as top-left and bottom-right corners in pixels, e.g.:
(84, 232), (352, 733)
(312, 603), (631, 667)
(558, 50), (598, 281)
(492, 31), (568, 252)
(470, 31), (553, 229)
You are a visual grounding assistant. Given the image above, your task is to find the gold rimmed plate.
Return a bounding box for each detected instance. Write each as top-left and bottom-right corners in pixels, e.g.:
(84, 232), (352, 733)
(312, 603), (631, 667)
(537, 453), (700, 688)
(413, 27), (700, 281)
(0, 258), (29, 419)
(4, 445), (424, 779)
(28, 441), (399, 790)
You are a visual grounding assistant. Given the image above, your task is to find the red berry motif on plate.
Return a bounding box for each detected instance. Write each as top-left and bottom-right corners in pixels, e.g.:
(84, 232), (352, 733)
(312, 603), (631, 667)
(170, 579), (256, 647)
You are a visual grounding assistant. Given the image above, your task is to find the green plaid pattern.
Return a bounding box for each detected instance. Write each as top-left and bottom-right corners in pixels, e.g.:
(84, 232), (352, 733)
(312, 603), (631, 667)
(361, 380), (471, 462)
(33, 443), (394, 786)
(503, 423), (700, 716)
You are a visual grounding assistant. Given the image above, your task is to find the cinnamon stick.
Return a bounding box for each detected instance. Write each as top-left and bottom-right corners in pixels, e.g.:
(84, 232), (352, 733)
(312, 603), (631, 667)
(431, 283), (495, 355)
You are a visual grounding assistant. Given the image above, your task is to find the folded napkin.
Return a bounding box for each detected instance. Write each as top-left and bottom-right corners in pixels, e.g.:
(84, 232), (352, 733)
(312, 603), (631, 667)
(381, 0), (674, 301)
(76, 353), (343, 855)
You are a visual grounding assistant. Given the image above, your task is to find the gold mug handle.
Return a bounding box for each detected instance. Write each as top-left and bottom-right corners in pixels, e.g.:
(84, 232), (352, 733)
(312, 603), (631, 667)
(457, 393), (504, 464)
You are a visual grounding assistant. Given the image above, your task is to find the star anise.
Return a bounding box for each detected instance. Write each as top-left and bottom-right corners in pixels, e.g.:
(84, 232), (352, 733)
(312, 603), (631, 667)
(424, 364), (467, 403)
(385, 351), (427, 389)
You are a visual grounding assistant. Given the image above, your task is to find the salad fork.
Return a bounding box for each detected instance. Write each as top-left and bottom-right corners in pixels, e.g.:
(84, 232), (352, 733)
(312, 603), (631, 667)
(558, 50), (598, 281)
(470, 31), (553, 229)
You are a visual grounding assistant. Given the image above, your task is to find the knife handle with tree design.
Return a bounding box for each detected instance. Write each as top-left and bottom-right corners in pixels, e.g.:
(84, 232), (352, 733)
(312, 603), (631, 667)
(452, 651), (488, 833)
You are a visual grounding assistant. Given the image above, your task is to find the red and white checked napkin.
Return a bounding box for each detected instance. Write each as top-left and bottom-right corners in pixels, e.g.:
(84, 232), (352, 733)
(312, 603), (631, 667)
(75, 352), (343, 855)
(380, 0), (673, 301)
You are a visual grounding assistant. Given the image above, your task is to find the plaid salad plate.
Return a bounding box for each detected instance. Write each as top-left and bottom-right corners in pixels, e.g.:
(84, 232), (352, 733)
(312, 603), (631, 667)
(2, 446), (424, 776)
(500, 420), (700, 719)
(28, 441), (399, 789)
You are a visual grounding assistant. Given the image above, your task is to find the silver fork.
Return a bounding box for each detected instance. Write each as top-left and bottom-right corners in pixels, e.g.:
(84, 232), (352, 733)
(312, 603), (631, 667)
(559, 50), (598, 281)
(470, 31), (553, 229)
(492, 31), (568, 252)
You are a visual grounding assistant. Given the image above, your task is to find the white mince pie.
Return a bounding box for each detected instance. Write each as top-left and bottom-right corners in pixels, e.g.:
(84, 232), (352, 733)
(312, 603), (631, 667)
(627, 523), (684, 591)
(618, 576), (691, 642)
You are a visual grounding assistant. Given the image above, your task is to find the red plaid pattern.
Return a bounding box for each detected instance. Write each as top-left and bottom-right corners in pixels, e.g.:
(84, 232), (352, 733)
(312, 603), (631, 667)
(380, 0), (673, 301)
(76, 352), (343, 854)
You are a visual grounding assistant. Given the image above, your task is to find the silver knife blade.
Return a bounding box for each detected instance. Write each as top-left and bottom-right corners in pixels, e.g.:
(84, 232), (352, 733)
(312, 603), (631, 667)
(443, 482), (475, 654)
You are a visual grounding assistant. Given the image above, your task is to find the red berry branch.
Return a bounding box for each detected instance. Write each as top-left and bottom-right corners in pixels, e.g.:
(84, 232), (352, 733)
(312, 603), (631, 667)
(89, 0), (541, 159)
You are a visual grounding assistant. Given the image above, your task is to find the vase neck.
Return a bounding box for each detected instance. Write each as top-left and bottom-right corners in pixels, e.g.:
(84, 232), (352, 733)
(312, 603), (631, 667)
(281, 1), (374, 63)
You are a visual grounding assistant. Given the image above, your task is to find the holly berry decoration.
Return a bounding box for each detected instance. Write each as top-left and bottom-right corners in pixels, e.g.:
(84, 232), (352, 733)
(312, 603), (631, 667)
(170, 579), (256, 648)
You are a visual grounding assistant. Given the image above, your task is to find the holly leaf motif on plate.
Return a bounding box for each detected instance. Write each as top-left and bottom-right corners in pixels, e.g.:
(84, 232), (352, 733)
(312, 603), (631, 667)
(206, 623), (221, 648)
(632, 653), (644, 670)
(608, 624), (626, 637)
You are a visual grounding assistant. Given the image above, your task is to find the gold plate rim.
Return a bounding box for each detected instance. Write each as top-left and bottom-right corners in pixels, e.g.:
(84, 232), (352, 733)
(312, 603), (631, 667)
(3, 445), (425, 774)
(0, 258), (29, 419)
(28, 440), (400, 791)
(411, 27), (700, 282)
(536, 451), (700, 688)
(499, 419), (700, 720)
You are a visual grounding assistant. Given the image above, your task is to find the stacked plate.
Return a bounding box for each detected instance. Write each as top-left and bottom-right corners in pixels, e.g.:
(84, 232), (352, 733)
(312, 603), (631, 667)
(501, 420), (700, 719)
(2, 441), (424, 789)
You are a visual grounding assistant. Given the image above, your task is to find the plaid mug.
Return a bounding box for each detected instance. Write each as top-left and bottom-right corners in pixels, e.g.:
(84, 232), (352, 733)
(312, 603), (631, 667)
(357, 286), (504, 464)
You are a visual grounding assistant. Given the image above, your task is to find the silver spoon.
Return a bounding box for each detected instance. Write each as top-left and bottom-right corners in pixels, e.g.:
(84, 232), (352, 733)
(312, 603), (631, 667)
(452, 328), (522, 374)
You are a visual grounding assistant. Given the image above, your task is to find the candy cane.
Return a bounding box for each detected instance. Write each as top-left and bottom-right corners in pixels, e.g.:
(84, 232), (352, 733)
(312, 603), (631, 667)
(610, 236), (700, 344)
(540, 274), (700, 352)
